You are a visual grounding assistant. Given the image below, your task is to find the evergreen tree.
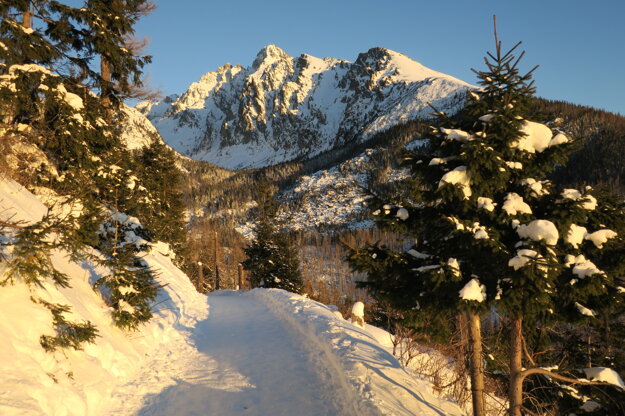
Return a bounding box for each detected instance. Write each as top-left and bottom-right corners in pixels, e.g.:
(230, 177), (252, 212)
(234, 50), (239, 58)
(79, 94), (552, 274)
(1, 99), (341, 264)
(243, 181), (303, 294)
(134, 138), (186, 255)
(95, 209), (160, 330)
(348, 22), (625, 416)
(82, 0), (153, 106)
(0, 1), (163, 343)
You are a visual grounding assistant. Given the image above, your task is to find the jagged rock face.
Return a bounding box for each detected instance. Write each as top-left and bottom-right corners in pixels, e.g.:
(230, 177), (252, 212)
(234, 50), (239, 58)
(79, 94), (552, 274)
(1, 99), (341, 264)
(137, 45), (472, 170)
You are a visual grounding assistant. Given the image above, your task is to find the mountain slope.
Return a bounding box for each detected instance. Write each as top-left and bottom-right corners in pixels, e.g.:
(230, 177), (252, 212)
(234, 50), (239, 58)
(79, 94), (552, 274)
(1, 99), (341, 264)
(138, 45), (471, 169)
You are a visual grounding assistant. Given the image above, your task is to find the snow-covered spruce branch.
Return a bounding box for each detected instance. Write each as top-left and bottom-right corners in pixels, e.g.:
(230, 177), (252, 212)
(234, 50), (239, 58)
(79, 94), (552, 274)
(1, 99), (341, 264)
(519, 367), (618, 388)
(0, 219), (24, 229)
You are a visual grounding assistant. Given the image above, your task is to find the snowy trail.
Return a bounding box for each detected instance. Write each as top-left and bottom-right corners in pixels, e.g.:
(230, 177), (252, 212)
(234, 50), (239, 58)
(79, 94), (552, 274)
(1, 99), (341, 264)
(127, 291), (360, 416)
(2, 178), (463, 416)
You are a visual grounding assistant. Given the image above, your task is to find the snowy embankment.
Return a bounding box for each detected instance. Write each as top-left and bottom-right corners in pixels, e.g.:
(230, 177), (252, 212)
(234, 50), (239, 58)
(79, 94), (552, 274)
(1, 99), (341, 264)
(255, 289), (464, 416)
(0, 179), (208, 416)
(0, 179), (464, 416)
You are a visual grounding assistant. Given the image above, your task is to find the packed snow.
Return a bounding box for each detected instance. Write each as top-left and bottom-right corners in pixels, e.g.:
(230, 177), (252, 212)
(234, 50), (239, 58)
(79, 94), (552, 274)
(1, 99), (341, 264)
(575, 302), (596, 317)
(583, 367), (625, 389)
(512, 121), (553, 153)
(439, 166), (471, 198)
(511, 121), (567, 154)
(441, 128), (472, 142)
(520, 178), (549, 196)
(0, 180), (208, 416)
(477, 196), (496, 212)
(396, 207), (409, 220)
(560, 189), (597, 210)
(502, 192), (532, 216)
(508, 249), (540, 270)
(565, 224), (588, 248)
(584, 229), (617, 249)
(564, 254), (605, 278)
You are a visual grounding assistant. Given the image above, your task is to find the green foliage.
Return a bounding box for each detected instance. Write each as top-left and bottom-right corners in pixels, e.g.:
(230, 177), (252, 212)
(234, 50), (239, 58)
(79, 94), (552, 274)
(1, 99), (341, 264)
(133, 139), (186, 255)
(83, 0), (153, 104)
(350, 38), (625, 322)
(1, 210), (70, 288)
(243, 181), (303, 294)
(36, 298), (99, 352)
(348, 34), (625, 414)
(0, 0), (163, 338)
(95, 209), (159, 330)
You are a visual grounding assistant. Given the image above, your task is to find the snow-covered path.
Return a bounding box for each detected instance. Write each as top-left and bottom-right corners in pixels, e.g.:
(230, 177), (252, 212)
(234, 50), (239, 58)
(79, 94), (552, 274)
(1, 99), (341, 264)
(124, 291), (359, 416)
(2, 178), (463, 416)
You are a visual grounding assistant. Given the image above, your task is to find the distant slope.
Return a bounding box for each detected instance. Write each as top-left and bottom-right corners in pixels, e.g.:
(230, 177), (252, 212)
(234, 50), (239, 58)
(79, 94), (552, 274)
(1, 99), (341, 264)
(531, 99), (625, 194)
(138, 45), (471, 169)
(120, 105), (164, 150)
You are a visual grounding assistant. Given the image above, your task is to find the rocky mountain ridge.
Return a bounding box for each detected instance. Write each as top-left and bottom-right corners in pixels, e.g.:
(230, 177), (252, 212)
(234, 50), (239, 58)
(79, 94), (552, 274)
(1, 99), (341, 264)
(137, 45), (472, 170)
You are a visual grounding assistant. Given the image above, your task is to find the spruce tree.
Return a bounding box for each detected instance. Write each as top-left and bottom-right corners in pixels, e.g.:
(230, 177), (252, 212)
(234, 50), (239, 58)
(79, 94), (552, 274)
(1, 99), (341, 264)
(349, 22), (625, 416)
(243, 181), (303, 294)
(95, 209), (159, 330)
(134, 138), (186, 255)
(0, 1), (163, 342)
(82, 0), (153, 106)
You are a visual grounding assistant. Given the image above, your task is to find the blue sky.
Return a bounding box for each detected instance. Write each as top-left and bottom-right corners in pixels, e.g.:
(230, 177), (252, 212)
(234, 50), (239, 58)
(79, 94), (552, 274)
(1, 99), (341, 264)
(135, 0), (625, 115)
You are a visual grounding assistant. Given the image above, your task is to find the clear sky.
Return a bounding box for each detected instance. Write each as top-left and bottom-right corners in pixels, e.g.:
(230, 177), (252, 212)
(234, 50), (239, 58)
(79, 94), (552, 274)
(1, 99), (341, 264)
(134, 0), (625, 115)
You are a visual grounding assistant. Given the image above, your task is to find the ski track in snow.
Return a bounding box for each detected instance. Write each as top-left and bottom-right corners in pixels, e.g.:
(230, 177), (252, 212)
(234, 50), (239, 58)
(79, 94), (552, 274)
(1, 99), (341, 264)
(110, 291), (364, 416)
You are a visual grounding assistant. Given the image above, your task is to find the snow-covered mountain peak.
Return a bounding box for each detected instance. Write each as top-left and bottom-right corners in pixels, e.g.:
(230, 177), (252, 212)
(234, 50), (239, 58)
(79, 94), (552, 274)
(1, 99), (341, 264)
(139, 47), (473, 169)
(252, 44), (292, 69)
(353, 46), (470, 87)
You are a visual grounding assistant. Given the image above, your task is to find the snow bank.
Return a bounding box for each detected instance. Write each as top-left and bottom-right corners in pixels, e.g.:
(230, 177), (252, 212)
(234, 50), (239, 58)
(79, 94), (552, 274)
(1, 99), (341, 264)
(254, 289), (464, 416)
(0, 179), (208, 416)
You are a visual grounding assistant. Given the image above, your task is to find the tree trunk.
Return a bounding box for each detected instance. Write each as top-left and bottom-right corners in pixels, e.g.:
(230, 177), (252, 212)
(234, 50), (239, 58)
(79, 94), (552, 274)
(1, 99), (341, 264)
(467, 311), (486, 416)
(237, 263), (243, 290)
(456, 313), (469, 357)
(213, 230), (220, 289)
(100, 56), (111, 107)
(22, 2), (32, 29)
(197, 262), (204, 293)
(215, 265), (220, 290)
(509, 317), (524, 416)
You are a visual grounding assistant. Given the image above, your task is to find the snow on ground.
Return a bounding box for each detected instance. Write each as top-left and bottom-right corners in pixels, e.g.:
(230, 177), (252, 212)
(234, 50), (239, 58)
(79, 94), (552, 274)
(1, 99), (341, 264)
(1, 178), (464, 416)
(255, 289), (464, 416)
(0, 179), (208, 416)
